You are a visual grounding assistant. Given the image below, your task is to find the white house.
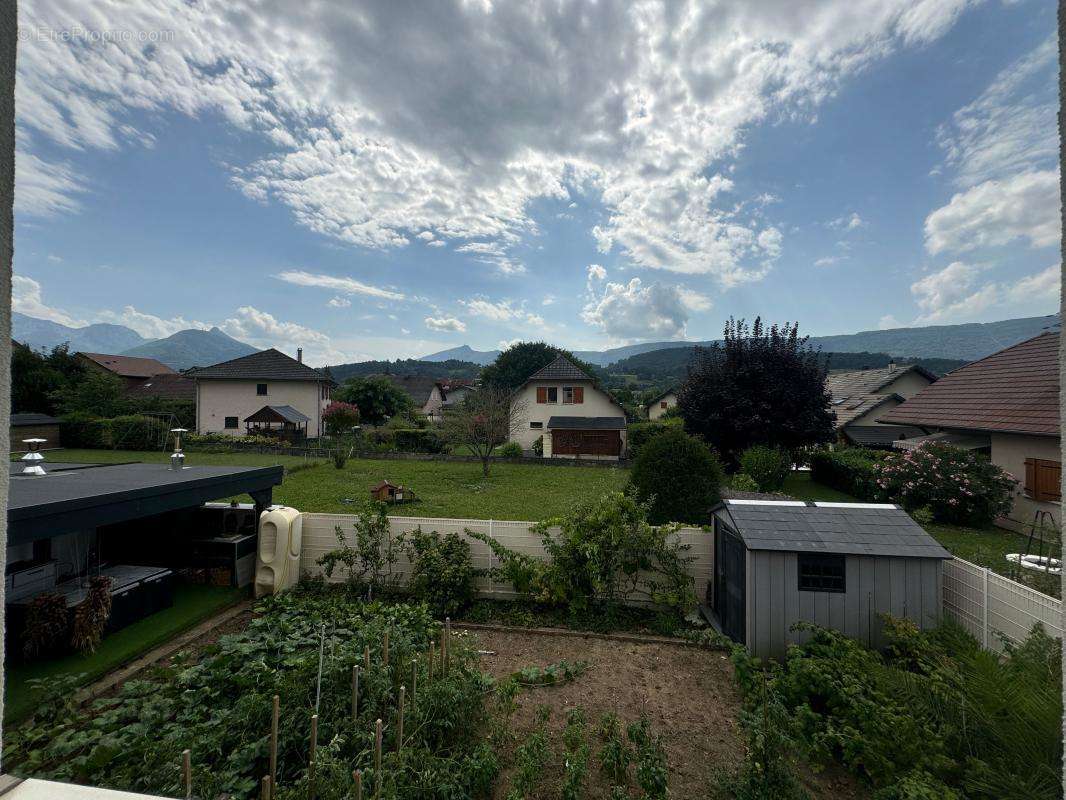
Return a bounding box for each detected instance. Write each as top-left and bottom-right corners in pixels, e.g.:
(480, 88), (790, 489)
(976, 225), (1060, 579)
(512, 355), (627, 459)
(645, 388), (677, 420)
(188, 348), (335, 439)
(825, 363), (935, 448)
(379, 375), (447, 421)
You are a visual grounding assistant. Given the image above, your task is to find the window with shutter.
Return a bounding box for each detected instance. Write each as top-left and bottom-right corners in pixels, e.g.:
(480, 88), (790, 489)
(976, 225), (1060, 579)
(536, 387), (547, 403)
(1024, 458), (1061, 502)
(574, 386), (584, 403)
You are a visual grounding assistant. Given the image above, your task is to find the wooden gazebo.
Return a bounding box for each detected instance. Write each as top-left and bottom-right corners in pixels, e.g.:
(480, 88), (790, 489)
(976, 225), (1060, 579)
(244, 405), (311, 442)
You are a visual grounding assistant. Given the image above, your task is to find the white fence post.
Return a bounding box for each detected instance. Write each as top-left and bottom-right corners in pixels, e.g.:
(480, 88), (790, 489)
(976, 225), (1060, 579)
(981, 566), (989, 649)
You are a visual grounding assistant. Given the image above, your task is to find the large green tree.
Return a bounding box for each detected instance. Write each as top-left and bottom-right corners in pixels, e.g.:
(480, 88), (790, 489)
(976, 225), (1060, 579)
(678, 317), (834, 466)
(480, 341), (600, 390)
(11, 343), (85, 415)
(336, 376), (413, 425)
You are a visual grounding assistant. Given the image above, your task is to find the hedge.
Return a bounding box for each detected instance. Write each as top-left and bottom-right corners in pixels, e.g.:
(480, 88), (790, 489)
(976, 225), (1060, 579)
(626, 418), (683, 459)
(59, 413), (111, 449)
(808, 447), (883, 500)
(392, 428), (448, 454)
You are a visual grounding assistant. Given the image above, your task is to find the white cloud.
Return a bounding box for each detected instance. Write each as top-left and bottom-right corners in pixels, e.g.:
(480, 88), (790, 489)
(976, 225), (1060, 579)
(416, 231), (436, 241)
(275, 270), (405, 301)
(426, 239), (446, 248)
(828, 212), (864, 231)
(14, 150), (85, 217)
(12, 275), (83, 327)
(581, 278), (689, 342)
(424, 316), (467, 333)
(220, 306), (344, 364)
(96, 306), (209, 339)
(678, 289), (713, 313)
(1001, 264), (1061, 306)
(15, 0), (977, 284)
(924, 170), (1059, 255)
(910, 262), (1061, 325)
(460, 298), (544, 327)
(911, 261), (986, 319)
(542, 295), (555, 306)
(46, 254), (62, 263)
(878, 314), (902, 330)
(814, 255), (846, 267)
(327, 296), (352, 308)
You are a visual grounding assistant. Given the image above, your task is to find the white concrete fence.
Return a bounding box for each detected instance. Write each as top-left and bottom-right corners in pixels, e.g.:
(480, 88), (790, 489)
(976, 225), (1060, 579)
(299, 513), (1061, 652)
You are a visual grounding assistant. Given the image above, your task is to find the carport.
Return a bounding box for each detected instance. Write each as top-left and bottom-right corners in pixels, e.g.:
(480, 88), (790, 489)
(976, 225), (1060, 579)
(546, 416), (626, 459)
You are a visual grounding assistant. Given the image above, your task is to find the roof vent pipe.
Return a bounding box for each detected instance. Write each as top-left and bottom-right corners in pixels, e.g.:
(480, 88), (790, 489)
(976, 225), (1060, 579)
(297, 348), (303, 363)
(888, 361), (897, 372)
(170, 428), (188, 471)
(20, 438), (47, 476)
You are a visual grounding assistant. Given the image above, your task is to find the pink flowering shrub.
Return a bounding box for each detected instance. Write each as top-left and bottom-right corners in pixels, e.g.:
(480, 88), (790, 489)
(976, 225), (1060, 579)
(875, 442), (1016, 526)
(323, 401), (360, 434)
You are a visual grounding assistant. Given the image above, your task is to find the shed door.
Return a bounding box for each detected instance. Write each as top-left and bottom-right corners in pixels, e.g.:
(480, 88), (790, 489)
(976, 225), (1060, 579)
(715, 526), (746, 645)
(552, 429), (622, 456)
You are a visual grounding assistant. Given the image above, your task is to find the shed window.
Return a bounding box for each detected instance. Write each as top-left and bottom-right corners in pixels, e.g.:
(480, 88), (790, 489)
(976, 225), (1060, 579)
(224, 416), (239, 429)
(1024, 458), (1061, 502)
(797, 554), (846, 593)
(257, 383), (268, 396)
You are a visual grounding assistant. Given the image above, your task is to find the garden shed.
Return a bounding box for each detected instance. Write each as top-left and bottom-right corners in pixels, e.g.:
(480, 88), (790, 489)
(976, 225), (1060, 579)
(709, 499), (951, 659)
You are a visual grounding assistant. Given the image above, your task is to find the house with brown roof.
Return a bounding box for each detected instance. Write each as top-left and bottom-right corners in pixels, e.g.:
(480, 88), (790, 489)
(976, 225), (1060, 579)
(512, 355), (627, 459)
(880, 332), (1060, 532)
(826, 363), (935, 448)
(77, 352), (177, 389)
(186, 348), (336, 439)
(377, 375), (447, 421)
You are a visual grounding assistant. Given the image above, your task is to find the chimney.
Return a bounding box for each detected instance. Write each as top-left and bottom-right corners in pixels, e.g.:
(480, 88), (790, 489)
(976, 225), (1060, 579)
(170, 428), (188, 471)
(888, 361), (897, 372)
(20, 438), (47, 476)
(297, 348), (303, 363)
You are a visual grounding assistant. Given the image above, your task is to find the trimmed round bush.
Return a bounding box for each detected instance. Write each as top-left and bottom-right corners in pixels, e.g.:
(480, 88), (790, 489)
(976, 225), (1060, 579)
(628, 427), (723, 524)
(497, 441), (523, 458)
(738, 445), (792, 492)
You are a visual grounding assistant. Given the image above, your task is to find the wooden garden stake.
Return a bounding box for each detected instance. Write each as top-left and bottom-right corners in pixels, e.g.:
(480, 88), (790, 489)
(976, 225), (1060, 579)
(309, 713), (319, 800)
(352, 664), (361, 720)
(439, 627), (447, 675)
(182, 749), (191, 800)
(411, 659), (418, 713)
(315, 625), (326, 714)
(428, 643), (435, 681)
(365, 645), (371, 672)
(261, 775), (271, 800)
(352, 769), (363, 800)
(270, 694), (279, 794)
(374, 718), (383, 800)
(396, 685), (405, 752)
(383, 629), (390, 667)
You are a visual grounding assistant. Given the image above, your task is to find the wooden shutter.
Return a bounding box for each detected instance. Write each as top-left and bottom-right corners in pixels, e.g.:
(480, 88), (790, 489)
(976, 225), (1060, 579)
(573, 386), (584, 404)
(1025, 458), (1062, 502)
(536, 387), (547, 404)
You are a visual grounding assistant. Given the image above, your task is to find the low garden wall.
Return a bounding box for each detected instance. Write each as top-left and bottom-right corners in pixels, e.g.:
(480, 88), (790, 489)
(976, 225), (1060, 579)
(299, 513), (711, 604)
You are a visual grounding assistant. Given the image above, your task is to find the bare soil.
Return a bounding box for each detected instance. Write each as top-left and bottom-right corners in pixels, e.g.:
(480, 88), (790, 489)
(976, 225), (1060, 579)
(466, 626), (869, 800)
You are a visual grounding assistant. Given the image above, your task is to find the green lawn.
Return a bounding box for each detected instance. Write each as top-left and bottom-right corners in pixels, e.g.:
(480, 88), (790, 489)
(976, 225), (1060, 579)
(784, 471), (1059, 597)
(4, 583), (245, 723)
(39, 448), (630, 520)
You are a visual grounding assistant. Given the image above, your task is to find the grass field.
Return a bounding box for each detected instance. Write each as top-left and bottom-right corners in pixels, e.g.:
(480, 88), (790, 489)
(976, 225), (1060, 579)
(44, 448), (630, 521)
(4, 583), (245, 722)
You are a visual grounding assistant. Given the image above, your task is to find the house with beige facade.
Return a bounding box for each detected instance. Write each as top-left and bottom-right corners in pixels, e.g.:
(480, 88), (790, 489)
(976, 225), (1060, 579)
(379, 375), (447, 421)
(512, 355), (627, 459)
(826, 363), (935, 448)
(880, 332), (1060, 533)
(645, 388), (677, 420)
(187, 348), (335, 440)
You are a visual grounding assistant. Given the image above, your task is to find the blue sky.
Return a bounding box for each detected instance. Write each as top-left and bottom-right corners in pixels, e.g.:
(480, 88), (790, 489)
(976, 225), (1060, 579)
(13, 0), (1060, 365)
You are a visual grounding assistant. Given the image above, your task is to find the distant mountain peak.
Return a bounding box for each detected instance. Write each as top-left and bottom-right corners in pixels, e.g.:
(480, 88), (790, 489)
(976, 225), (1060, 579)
(121, 327), (258, 371)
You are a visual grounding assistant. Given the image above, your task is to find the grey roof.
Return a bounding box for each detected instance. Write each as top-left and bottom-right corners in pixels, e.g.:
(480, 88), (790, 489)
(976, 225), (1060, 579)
(843, 424), (925, 447)
(11, 413), (60, 426)
(826, 364), (936, 397)
(378, 375), (444, 406)
(187, 348), (334, 384)
(830, 393), (902, 429)
(645, 387), (678, 409)
(527, 355), (593, 382)
(716, 500), (951, 559)
(547, 416), (626, 430)
(247, 404), (311, 424)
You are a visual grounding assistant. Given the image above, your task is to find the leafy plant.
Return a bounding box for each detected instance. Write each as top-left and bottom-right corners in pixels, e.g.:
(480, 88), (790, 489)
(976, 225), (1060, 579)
(510, 660), (588, 687)
(403, 527), (479, 617)
(322, 400), (360, 434)
(507, 706), (551, 800)
(70, 576), (112, 654)
(531, 435), (544, 457)
(627, 715), (669, 800)
(628, 426), (724, 524)
(561, 707), (591, 800)
(597, 712), (632, 786)
(738, 445), (792, 492)
(875, 442), (1017, 526)
(626, 419), (683, 459)
(729, 472), (761, 493)
(22, 593), (69, 659)
(331, 449), (348, 469)
(316, 500), (401, 596)
(497, 441), (523, 458)
(808, 446), (884, 499)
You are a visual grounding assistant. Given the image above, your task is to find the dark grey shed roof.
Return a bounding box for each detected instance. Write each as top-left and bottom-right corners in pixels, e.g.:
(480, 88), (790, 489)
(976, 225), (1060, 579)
(11, 413), (61, 426)
(527, 355), (593, 382)
(187, 348), (335, 384)
(8, 461), (284, 546)
(715, 499), (951, 559)
(246, 404), (311, 424)
(547, 416), (626, 430)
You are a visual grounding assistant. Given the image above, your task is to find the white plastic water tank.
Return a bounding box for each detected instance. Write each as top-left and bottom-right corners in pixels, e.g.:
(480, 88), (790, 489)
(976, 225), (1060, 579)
(255, 506), (303, 597)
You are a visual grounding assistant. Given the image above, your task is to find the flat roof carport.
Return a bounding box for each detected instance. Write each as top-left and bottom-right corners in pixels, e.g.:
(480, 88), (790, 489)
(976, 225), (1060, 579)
(8, 462), (284, 546)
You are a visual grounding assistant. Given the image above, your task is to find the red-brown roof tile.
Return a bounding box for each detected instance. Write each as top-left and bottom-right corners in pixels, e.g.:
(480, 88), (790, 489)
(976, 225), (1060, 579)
(78, 352), (177, 379)
(879, 332), (1059, 437)
(124, 372), (196, 401)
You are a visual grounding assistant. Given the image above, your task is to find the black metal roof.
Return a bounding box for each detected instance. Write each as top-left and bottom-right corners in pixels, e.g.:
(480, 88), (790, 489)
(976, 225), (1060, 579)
(8, 461), (283, 545)
(527, 355), (593, 382)
(186, 348), (335, 384)
(11, 413), (61, 426)
(246, 404), (311, 424)
(715, 499), (951, 559)
(843, 424), (926, 447)
(547, 416), (626, 430)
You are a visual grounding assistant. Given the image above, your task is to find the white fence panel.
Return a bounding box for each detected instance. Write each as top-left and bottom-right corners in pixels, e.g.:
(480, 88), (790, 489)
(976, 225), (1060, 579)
(299, 513), (713, 606)
(943, 557), (1061, 652)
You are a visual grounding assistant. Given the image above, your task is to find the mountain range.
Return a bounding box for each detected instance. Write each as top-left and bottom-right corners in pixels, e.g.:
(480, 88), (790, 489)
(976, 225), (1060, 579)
(13, 313), (257, 370)
(422, 314), (1062, 366)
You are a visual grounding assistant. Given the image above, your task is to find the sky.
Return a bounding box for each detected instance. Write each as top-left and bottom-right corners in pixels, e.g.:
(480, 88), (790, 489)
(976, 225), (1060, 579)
(12, 0), (1061, 366)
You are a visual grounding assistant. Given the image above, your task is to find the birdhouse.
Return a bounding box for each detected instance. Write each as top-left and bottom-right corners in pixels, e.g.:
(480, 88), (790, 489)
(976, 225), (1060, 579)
(370, 480), (401, 502)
